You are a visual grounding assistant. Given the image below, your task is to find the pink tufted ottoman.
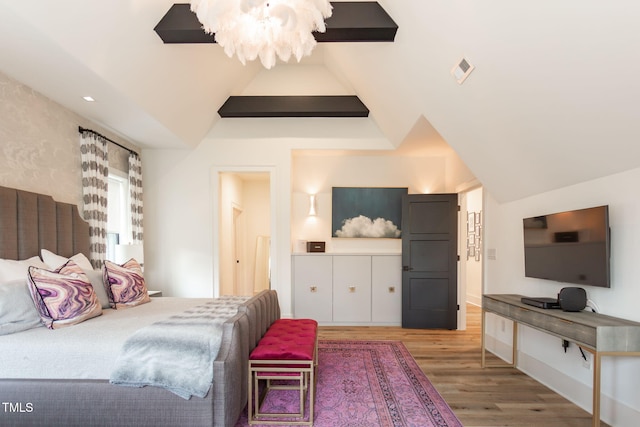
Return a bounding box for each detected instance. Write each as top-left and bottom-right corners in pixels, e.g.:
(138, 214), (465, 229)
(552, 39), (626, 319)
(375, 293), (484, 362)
(248, 318), (318, 425)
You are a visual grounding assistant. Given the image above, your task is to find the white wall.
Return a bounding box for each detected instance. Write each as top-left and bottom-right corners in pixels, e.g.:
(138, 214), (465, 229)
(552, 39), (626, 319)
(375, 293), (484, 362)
(291, 152), (462, 254)
(142, 138), (293, 312)
(483, 167), (640, 426)
(143, 133), (476, 316)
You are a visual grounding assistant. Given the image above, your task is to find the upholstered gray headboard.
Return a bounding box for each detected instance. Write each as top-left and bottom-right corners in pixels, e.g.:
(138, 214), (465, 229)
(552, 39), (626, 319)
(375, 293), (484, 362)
(0, 186), (90, 261)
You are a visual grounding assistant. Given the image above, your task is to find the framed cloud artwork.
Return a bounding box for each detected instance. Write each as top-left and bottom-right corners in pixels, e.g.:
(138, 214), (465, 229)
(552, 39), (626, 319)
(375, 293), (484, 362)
(332, 187), (408, 238)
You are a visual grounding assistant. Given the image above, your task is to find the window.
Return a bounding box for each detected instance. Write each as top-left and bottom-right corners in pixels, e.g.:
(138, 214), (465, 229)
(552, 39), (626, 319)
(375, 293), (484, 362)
(106, 171), (130, 261)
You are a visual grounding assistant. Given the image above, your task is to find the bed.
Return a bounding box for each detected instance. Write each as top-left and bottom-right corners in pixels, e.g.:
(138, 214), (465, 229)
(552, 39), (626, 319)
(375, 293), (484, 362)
(0, 185), (280, 427)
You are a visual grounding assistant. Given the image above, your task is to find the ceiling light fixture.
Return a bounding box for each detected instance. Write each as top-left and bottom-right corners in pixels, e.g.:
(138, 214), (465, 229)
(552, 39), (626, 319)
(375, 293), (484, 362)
(82, 96), (95, 102)
(190, 0), (332, 69)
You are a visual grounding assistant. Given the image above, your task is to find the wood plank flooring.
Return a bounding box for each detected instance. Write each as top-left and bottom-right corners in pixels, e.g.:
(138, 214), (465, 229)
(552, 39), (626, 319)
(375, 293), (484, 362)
(318, 304), (606, 427)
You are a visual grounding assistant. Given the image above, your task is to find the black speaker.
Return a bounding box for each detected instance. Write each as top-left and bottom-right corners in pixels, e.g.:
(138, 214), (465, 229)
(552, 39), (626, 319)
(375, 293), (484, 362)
(558, 287), (587, 312)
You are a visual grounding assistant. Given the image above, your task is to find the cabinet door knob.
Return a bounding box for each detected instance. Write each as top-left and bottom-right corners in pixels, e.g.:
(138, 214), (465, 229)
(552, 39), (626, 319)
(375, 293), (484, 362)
(348, 286), (356, 293)
(310, 286), (317, 293)
(388, 286), (395, 293)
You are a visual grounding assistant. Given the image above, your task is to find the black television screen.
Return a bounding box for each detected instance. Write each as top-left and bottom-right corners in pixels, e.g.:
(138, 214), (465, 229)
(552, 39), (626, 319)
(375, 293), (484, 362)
(523, 205), (610, 288)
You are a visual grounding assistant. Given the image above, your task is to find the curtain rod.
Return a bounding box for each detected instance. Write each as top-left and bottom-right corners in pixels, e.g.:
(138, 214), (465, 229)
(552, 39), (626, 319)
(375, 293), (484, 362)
(78, 126), (139, 156)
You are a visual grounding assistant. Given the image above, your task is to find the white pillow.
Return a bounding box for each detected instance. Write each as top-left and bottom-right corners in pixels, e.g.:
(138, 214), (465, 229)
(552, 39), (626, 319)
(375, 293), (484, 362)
(41, 249), (93, 271)
(0, 256), (49, 283)
(0, 279), (43, 335)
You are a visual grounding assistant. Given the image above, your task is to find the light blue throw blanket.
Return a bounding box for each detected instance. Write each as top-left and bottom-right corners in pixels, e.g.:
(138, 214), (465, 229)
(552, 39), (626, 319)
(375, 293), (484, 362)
(110, 296), (250, 399)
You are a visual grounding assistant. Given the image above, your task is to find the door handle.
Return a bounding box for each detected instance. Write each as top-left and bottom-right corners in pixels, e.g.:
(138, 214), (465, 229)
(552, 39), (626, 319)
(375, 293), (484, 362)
(403, 266), (413, 271)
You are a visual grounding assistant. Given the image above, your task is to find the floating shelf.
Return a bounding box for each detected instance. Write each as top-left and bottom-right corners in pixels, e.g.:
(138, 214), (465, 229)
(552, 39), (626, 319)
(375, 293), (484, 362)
(154, 2), (398, 44)
(217, 96), (369, 118)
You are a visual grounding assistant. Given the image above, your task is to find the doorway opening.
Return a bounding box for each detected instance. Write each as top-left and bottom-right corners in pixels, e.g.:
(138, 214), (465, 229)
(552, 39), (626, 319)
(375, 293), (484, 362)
(214, 169), (273, 297)
(458, 185), (484, 330)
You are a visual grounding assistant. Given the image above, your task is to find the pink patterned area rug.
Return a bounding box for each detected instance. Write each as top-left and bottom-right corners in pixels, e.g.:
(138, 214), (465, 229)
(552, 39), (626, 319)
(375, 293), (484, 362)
(236, 340), (462, 427)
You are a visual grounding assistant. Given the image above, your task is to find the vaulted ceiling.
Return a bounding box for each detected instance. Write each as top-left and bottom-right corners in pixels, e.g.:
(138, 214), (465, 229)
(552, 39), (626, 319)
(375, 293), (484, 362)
(1, 1), (639, 202)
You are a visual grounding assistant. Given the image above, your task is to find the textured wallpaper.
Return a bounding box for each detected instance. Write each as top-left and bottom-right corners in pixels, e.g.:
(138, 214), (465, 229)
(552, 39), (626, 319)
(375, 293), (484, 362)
(0, 71), (136, 206)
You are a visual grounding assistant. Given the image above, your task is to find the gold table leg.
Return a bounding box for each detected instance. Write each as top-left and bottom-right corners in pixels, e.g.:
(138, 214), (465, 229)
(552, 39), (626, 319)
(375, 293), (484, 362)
(592, 351), (601, 427)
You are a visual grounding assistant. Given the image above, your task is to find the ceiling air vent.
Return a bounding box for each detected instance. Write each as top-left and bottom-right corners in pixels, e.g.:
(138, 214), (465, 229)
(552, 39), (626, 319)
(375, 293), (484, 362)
(451, 57), (474, 84)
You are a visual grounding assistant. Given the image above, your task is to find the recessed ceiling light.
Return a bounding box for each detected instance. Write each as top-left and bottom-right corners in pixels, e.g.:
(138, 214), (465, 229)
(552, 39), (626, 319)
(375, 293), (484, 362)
(82, 96), (95, 102)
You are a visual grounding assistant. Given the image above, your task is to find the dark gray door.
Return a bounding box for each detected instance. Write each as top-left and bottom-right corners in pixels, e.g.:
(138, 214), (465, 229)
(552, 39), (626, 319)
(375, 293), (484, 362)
(401, 194), (458, 329)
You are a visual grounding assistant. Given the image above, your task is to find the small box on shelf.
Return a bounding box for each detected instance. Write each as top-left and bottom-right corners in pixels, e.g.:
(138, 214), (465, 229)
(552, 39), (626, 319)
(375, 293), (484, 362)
(306, 241), (325, 252)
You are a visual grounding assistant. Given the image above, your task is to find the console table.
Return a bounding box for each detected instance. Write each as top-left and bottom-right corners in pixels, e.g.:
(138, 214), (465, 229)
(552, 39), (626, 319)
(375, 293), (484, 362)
(482, 294), (640, 427)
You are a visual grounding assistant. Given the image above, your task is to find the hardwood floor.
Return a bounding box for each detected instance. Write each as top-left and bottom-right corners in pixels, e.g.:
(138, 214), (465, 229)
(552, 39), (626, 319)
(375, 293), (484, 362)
(318, 304), (606, 427)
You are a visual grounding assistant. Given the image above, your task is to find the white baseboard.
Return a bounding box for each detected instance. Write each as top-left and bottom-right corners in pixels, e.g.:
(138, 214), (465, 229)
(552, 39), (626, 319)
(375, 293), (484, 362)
(466, 294), (482, 307)
(484, 336), (640, 426)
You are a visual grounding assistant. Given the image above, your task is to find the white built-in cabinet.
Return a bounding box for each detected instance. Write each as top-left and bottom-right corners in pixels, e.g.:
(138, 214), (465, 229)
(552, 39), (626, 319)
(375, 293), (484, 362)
(371, 255), (403, 323)
(292, 255), (333, 322)
(292, 254), (402, 325)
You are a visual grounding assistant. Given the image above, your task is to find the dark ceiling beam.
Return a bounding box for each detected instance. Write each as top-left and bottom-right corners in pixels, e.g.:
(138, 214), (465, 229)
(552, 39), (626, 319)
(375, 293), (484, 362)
(154, 4), (214, 44)
(154, 2), (397, 44)
(315, 2), (398, 42)
(218, 96), (369, 118)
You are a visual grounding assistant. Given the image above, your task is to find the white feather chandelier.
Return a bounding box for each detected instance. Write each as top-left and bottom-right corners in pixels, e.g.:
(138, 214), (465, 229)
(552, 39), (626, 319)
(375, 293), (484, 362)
(190, 0), (333, 69)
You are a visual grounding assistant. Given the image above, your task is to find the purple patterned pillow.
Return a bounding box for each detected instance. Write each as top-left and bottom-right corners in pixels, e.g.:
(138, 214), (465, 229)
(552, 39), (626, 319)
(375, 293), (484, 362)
(103, 259), (150, 309)
(27, 260), (102, 329)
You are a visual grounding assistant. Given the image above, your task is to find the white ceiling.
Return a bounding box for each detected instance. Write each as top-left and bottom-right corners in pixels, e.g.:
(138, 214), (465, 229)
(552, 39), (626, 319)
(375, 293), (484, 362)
(1, 1), (639, 203)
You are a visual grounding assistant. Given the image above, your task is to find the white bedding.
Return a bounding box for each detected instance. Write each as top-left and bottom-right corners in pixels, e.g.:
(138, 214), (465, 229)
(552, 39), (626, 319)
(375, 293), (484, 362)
(0, 297), (210, 380)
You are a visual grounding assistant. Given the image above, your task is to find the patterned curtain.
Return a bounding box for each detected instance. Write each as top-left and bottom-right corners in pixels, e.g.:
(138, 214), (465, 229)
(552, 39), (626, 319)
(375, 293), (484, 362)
(79, 131), (109, 269)
(128, 152), (144, 244)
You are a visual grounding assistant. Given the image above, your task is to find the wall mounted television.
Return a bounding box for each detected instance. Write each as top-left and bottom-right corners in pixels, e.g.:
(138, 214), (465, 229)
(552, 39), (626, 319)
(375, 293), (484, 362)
(523, 205), (610, 288)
